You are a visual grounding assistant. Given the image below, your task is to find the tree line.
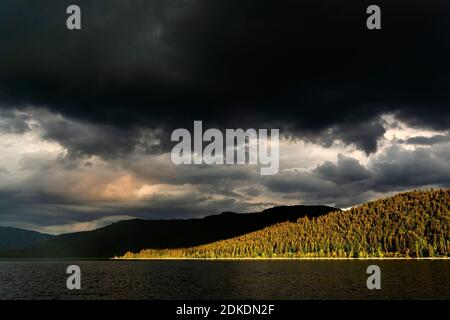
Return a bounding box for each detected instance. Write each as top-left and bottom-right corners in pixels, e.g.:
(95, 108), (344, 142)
(121, 189), (450, 258)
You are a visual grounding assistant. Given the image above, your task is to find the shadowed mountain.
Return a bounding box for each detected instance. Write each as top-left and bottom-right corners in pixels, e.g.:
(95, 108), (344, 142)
(0, 205), (338, 258)
(0, 227), (54, 250)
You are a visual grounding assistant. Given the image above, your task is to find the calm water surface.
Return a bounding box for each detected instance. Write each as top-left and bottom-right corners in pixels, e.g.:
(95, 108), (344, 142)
(0, 260), (448, 300)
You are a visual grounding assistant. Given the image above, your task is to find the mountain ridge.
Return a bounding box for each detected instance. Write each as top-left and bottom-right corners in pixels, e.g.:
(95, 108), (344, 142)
(0, 226), (54, 250)
(0, 204), (338, 258)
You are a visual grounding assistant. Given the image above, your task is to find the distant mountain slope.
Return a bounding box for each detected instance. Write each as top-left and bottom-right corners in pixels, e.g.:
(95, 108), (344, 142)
(0, 205), (337, 258)
(123, 189), (450, 259)
(0, 227), (53, 250)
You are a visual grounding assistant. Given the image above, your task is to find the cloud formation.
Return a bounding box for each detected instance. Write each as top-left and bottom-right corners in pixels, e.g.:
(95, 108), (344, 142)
(0, 0), (449, 154)
(0, 1), (449, 232)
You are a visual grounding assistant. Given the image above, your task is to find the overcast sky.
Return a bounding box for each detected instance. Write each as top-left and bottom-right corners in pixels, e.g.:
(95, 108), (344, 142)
(0, 0), (449, 234)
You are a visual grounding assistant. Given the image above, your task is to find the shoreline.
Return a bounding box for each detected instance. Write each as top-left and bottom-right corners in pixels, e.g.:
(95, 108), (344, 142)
(0, 257), (448, 261)
(112, 257), (450, 261)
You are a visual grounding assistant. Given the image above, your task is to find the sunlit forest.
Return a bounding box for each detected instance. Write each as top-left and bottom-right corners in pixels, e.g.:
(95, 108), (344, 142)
(121, 189), (450, 258)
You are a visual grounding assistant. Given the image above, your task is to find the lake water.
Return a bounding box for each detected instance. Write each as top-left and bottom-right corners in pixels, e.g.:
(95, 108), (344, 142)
(0, 260), (449, 300)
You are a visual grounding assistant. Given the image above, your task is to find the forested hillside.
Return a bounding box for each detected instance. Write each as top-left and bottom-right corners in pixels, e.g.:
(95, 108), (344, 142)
(122, 189), (450, 259)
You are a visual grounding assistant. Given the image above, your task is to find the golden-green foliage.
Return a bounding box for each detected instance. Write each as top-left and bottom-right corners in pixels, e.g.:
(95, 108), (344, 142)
(122, 189), (450, 259)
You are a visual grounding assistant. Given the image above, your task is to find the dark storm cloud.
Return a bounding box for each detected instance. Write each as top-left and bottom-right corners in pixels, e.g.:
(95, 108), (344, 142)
(265, 146), (450, 207)
(402, 134), (450, 145)
(1, 0), (450, 230)
(38, 112), (163, 158)
(0, 109), (30, 134)
(369, 145), (450, 192)
(314, 118), (386, 153)
(0, 189), (88, 228)
(0, 0), (449, 154)
(314, 155), (371, 185)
